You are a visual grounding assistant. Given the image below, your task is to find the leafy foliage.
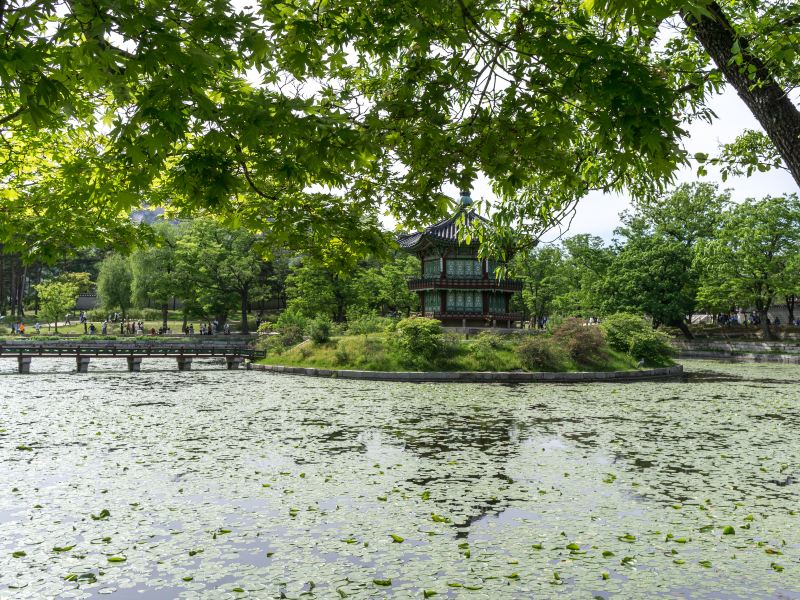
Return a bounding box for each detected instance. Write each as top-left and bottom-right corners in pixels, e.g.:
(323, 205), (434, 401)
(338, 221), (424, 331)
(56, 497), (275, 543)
(627, 330), (676, 366)
(601, 313), (653, 353)
(551, 318), (609, 366)
(96, 254), (133, 317)
(516, 336), (568, 372)
(391, 317), (443, 369)
(308, 316), (332, 345)
(34, 279), (79, 333)
(601, 313), (675, 365)
(694, 195), (800, 338)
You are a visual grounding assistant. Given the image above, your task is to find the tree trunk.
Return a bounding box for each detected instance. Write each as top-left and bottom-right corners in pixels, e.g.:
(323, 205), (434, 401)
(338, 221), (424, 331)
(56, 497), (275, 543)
(683, 2), (800, 187)
(9, 261), (15, 318)
(240, 284), (249, 334)
(786, 296), (796, 324)
(161, 303), (168, 329)
(15, 265), (25, 317)
(0, 250), (5, 315)
(759, 308), (773, 340)
(673, 319), (694, 340)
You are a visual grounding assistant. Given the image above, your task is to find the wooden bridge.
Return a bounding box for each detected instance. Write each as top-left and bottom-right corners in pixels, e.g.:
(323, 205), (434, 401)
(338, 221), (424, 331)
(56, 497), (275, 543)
(0, 342), (266, 373)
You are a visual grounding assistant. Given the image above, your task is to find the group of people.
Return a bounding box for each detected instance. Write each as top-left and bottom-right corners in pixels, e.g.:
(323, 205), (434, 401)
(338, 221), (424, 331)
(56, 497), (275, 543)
(7, 312), (244, 337)
(191, 320), (231, 335)
(8, 321), (41, 335)
(717, 312), (800, 327)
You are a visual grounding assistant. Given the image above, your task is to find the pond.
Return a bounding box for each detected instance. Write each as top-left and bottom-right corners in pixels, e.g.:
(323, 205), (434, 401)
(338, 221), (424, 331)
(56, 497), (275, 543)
(0, 359), (798, 599)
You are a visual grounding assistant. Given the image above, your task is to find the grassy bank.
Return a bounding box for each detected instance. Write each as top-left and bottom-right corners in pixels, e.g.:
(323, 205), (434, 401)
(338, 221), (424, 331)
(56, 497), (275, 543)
(259, 332), (644, 373)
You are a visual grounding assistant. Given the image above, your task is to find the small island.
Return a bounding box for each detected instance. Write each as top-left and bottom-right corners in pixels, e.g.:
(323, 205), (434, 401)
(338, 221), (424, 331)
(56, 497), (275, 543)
(255, 195), (677, 382)
(255, 311), (678, 382)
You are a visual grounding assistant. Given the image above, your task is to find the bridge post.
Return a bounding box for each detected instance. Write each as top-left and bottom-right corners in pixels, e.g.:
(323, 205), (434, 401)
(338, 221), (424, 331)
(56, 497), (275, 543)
(17, 356), (32, 374)
(76, 356), (91, 373)
(176, 356), (192, 371)
(126, 357), (142, 372)
(225, 355), (243, 370)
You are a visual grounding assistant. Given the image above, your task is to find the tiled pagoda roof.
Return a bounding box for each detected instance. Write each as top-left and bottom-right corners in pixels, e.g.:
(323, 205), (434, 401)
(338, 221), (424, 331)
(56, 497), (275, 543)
(398, 208), (488, 251)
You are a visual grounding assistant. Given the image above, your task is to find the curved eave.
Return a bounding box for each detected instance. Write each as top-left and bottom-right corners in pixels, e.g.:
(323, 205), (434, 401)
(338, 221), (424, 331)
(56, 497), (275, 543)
(398, 233), (481, 253)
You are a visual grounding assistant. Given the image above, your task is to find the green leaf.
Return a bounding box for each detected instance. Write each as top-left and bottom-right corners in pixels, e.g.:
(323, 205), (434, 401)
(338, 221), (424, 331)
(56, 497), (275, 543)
(390, 534), (404, 543)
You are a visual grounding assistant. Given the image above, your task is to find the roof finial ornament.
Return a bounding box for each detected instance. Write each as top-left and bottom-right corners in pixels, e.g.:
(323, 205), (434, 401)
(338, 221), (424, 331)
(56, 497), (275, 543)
(459, 190), (473, 207)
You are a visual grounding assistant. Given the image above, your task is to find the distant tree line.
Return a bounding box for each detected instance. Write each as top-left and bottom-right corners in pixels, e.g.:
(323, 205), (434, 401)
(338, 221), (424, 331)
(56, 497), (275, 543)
(512, 183), (800, 340)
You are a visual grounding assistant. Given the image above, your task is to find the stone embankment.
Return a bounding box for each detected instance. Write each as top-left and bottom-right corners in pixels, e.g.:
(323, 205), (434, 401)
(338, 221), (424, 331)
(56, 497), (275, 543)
(673, 339), (800, 364)
(247, 363), (683, 383)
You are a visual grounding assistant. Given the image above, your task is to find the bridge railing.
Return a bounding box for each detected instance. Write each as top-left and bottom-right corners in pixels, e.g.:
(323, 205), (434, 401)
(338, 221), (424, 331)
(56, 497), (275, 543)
(0, 343), (266, 359)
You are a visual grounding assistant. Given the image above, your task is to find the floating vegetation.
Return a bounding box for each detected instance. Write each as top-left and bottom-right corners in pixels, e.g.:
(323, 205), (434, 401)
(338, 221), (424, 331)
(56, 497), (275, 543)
(0, 358), (798, 597)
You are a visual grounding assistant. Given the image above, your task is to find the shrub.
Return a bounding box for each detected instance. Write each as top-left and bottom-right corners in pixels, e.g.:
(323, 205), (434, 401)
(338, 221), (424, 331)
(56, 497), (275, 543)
(346, 311), (391, 335)
(517, 335), (567, 371)
(601, 313), (651, 353)
(470, 331), (503, 360)
(551, 317), (609, 366)
(276, 308), (308, 333)
(627, 329), (676, 365)
(600, 313), (675, 365)
(390, 317), (442, 369)
(280, 325), (304, 347)
(307, 315), (332, 344)
(256, 322), (274, 335)
(333, 337), (389, 369)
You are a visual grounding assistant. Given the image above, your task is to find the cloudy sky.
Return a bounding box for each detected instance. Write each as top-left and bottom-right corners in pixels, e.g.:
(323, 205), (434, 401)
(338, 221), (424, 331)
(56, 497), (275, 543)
(440, 87), (798, 243)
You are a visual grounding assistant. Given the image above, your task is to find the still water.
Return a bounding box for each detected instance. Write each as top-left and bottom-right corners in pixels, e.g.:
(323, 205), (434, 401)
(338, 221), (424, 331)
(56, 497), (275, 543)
(0, 359), (798, 599)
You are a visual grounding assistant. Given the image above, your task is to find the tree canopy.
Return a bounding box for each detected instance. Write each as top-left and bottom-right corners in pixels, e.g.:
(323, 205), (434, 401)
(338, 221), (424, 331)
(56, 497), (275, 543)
(3, 0), (799, 259)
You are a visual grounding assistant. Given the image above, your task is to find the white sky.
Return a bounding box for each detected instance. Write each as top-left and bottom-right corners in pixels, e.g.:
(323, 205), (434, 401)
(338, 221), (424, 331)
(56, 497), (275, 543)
(436, 87), (799, 242)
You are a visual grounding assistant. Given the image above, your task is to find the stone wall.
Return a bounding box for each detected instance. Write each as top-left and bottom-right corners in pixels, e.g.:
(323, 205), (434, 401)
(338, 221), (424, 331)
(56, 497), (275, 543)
(247, 363), (683, 383)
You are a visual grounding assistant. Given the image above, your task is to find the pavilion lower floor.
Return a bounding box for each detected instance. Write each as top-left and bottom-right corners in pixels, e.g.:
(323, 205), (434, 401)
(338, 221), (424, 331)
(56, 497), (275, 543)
(417, 310), (523, 328)
(417, 289), (520, 326)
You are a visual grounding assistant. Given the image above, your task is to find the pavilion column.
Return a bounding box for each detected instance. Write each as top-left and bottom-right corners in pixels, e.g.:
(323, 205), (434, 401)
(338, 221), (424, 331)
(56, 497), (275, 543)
(419, 291), (425, 317)
(482, 291), (489, 315)
(440, 290), (447, 316)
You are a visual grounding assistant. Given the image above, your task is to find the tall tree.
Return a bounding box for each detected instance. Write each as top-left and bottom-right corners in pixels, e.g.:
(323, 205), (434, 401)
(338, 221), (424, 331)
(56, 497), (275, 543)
(96, 254), (133, 318)
(175, 222), (264, 332)
(131, 223), (180, 328)
(602, 231), (697, 337)
(34, 278), (81, 333)
(695, 195), (800, 339)
(554, 234), (613, 316)
(512, 246), (567, 326)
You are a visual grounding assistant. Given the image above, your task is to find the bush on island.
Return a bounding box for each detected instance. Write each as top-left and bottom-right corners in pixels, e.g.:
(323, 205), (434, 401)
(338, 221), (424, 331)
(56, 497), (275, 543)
(627, 330), (676, 365)
(551, 317), (609, 366)
(516, 336), (567, 371)
(601, 313), (650, 352)
(391, 317), (442, 369)
(308, 315), (332, 344)
(346, 311), (391, 335)
(601, 313), (675, 365)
